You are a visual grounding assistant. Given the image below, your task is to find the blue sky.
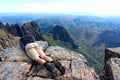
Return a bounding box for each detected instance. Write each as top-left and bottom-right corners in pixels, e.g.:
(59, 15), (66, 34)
(0, 0), (120, 16)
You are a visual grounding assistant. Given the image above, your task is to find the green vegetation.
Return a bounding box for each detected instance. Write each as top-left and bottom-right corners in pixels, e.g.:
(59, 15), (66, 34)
(43, 34), (60, 46)
(76, 41), (103, 74)
(44, 34), (75, 49)
(44, 33), (103, 74)
(37, 16), (120, 74)
(68, 27), (105, 74)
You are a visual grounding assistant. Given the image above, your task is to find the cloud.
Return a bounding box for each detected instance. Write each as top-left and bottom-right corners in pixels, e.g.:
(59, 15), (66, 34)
(18, 1), (75, 13)
(0, 0), (120, 16)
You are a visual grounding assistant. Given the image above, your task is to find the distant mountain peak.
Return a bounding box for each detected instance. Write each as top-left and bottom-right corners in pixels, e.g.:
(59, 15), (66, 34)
(49, 25), (79, 49)
(49, 25), (72, 41)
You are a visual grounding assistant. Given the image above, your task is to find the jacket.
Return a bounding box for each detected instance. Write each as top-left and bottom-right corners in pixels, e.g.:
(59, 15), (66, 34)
(20, 34), (35, 49)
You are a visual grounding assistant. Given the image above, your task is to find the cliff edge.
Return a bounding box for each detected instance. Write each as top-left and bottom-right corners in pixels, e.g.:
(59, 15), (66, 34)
(100, 47), (120, 80)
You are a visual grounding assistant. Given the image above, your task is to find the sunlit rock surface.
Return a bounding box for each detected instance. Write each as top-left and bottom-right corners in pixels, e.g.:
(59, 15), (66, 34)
(0, 41), (99, 80)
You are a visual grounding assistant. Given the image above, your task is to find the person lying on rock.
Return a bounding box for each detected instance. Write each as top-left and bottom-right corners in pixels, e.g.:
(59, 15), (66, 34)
(20, 31), (65, 78)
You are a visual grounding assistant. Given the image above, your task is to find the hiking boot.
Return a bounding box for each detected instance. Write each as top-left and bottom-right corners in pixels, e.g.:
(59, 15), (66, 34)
(54, 62), (65, 75)
(45, 63), (57, 78)
(51, 69), (57, 78)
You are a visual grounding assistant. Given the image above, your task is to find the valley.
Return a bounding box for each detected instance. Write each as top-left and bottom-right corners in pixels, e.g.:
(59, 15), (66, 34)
(1, 13), (120, 74)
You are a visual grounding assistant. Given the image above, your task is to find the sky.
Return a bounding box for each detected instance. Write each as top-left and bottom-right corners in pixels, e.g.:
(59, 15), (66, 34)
(0, 0), (120, 16)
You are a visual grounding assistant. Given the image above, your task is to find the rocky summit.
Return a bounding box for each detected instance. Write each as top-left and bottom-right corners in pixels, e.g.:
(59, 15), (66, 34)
(0, 41), (99, 80)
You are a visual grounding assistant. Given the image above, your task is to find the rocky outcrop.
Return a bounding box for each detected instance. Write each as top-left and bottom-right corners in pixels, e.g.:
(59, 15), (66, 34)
(21, 21), (44, 40)
(0, 21), (43, 40)
(0, 30), (19, 51)
(0, 22), (23, 37)
(45, 46), (99, 80)
(48, 25), (79, 49)
(0, 41), (99, 80)
(100, 48), (120, 80)
(0, 22), (4, 29)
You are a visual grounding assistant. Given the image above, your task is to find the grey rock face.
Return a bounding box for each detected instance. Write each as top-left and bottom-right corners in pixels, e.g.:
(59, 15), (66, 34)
(46, 46), (99, 80)
(0, 47), (32, 80)
(110, 58), (120, 80)
(104, 48), (120, 64)
(101, 48), (120, 80)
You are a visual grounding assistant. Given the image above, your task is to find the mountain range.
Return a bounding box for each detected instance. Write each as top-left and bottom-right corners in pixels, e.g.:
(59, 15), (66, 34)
(0, 20), (120, 80)
(1, 14), (120, 75)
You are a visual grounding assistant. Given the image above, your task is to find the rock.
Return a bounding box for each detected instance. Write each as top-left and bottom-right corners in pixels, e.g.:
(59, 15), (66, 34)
(36, 41), (49, 50)
(109, 58), (120, 80)
(0, 21), (43, 40)
(0, 41), (99, 80)
(0, 30), (20, 51)
(0, 41), (48, 80)
(0, 22), (4, 29)
(0, 47), (32, 80)
(100, 48), (120, 80)
(45, 46), (99, 80)
(21, 21), (44, 40)
(0, 45), (3, 51)
(104, 48), (120, 64)
(48, 25), (79, 49)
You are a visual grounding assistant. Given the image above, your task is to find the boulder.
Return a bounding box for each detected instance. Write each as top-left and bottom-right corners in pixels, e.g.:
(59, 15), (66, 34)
(45, 46), (99, 80)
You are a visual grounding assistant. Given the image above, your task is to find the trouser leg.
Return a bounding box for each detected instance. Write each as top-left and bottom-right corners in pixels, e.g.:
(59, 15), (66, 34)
(25, 43), (47, 65)
(34, 43), (53, 62)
